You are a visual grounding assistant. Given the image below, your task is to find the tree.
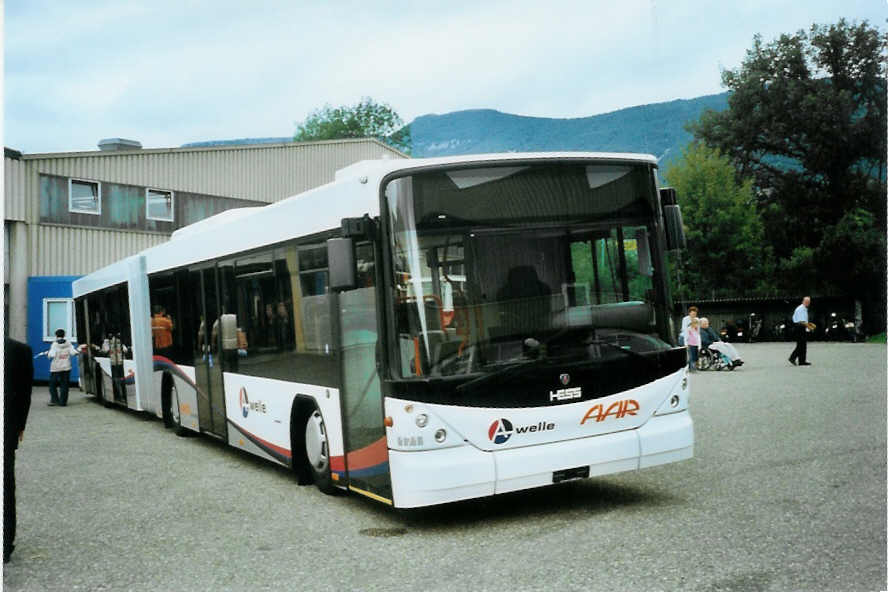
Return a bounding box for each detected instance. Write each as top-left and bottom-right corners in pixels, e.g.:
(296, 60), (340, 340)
(690, 19), (886, 329)
(663, 143), (773, 300)
(294, 97), (411, 153)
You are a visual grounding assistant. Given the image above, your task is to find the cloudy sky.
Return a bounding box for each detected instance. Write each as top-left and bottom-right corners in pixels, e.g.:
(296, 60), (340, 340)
(4, 0), (886, 153)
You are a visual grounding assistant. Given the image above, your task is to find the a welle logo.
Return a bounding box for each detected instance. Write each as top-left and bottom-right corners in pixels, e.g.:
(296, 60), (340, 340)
(239, 387), (267, 418)
(488, 418), (555, 445)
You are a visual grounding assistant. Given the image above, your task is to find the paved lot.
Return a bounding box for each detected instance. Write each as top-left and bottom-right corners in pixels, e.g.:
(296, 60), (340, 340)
(4, 343), (886, 592)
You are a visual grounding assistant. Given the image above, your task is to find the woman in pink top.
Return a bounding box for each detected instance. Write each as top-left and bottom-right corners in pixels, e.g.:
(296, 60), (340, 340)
(686, 318), (700, 372)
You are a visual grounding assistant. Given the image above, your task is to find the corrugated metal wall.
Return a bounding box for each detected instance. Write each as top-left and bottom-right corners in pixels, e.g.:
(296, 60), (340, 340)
(24, 139), (403, 206)
(30, 225), (168, 276)
(4, 155), (29, 221)
(4, 138), (406, 341)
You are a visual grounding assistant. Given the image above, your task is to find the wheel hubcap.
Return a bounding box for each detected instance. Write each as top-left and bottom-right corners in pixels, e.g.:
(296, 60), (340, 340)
(305, 410), (328, 471)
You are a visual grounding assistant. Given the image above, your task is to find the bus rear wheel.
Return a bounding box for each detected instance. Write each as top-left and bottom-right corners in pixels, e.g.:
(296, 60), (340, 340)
(304, 408), (336, 494)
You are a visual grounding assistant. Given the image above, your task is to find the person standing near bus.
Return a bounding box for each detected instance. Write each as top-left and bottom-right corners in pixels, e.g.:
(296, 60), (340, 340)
(678, 305), (698, 346)
(47, 328), (78, 406)
(4, 337), (33, 563)
(789, 296), (812, 366)
(686, 318), (701, 372)
(151, 305), (174, 357)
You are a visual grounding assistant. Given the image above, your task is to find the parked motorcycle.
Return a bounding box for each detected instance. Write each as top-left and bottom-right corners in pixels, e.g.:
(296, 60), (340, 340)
(719, 320), (746, 342)
(734, 319), (747, 342)
(771, 318), (792, 341)
(823, 312), (863, 342)
(747, 313), (763, 342)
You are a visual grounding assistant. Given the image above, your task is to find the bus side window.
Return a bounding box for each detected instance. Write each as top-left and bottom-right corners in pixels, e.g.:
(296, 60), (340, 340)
(186, 269), (205, 364)
(217, 260), (240, 372)
(148, 271), (179, 360)
(294, 244), (331, 355)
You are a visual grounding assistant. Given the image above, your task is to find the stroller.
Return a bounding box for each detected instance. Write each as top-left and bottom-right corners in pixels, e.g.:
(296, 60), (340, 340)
(699, 341), (744, 371)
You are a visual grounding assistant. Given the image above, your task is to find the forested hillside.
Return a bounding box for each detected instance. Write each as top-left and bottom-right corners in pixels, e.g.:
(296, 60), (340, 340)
(182, 92), (729, 163)
(408, 93), (728, 161)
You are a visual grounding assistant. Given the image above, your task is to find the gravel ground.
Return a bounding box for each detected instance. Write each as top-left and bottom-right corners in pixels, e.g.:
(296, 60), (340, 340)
(3, 342), (886, 592)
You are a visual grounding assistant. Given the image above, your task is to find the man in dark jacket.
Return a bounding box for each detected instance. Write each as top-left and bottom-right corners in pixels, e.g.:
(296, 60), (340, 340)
(4, 337), (33, 563)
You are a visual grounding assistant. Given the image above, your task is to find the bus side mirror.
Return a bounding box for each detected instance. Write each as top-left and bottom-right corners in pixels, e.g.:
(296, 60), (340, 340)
(327, 238), (356, 292)
(635, 230), (653, 277)
(663, 205), (686, 251)
(660, 187), (686, 251)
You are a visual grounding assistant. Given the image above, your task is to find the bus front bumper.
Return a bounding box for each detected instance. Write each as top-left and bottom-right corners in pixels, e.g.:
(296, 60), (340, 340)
(388, 410), (693, 508)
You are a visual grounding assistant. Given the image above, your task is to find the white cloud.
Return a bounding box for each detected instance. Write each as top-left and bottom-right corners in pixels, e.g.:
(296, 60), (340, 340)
(4, 0), (886, 152)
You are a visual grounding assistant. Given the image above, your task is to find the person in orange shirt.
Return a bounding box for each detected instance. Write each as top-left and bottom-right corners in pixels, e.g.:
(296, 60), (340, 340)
(151, 305), (174, 355)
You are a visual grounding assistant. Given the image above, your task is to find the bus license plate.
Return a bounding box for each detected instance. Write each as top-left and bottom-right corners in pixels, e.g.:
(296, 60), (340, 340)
(553, 466), (590, 483)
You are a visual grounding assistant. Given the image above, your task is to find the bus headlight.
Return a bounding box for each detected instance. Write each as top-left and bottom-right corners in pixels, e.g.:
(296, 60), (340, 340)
(435, 428), (447, 443)
(655, 379), (689, 416)
(415, 413), (428, 428)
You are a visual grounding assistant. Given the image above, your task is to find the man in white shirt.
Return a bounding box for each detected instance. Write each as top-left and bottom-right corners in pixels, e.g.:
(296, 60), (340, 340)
(789, 296), (812, 366)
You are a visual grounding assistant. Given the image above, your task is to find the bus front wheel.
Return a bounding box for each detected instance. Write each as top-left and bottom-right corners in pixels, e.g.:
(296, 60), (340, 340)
(304, 408), (336, 495)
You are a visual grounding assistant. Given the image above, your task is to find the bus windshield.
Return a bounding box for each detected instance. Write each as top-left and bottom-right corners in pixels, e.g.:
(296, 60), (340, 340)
(385, 162), (673, 381)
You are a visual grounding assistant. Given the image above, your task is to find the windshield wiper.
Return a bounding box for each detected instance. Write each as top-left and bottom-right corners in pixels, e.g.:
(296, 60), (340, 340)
(455, 353), (578, 394)
(585, 339), (659, 368)
(454, 327), (578, 393)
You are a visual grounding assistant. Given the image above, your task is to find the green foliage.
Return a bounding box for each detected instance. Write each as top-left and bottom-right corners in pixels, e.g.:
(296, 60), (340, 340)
(690, 19), (886, 304)
(663, 143), (773, 299)
(867, 332), (886, 344)
(571, 235), (651, 303)
(815, 207), (886, 292)
(777, 246), (817, 294)
(294, 97), (411, 153)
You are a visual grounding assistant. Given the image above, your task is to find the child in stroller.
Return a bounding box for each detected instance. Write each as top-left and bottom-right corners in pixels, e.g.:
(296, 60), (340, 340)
(698, 317), (744, 370)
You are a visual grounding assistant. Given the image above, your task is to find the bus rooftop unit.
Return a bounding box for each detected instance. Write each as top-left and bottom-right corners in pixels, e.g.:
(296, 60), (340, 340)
(73, 152), (693, 508)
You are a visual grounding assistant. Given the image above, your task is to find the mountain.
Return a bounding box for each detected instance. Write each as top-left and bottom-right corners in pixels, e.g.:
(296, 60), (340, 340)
(180, 92), (730, 164)
(408, 93), (729, 163)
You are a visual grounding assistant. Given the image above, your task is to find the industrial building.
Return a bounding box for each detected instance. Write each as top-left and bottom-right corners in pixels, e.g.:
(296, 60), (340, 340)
(3, 138), (406, 380)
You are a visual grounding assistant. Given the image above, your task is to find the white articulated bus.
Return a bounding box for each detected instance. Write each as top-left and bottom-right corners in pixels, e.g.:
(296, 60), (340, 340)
(73, 153), (693, 508)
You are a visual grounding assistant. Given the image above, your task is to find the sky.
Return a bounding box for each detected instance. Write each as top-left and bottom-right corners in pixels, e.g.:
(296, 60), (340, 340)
(3, 0), (886, 154)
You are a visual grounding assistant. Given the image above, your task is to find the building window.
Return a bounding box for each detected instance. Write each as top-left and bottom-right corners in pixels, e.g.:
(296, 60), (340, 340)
(146, 188), (174, 222)
(43, 298), (76, 342)
(69, 179), (101, 215)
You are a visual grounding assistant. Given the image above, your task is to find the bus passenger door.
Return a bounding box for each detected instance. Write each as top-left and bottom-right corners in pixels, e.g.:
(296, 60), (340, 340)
(338, 243), (392, 503)
(77, 298), (96, 394)
(191, 266), (228, 439)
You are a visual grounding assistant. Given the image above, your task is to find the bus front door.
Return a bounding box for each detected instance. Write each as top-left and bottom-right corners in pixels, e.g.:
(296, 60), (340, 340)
(338, 243), (392, 504)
